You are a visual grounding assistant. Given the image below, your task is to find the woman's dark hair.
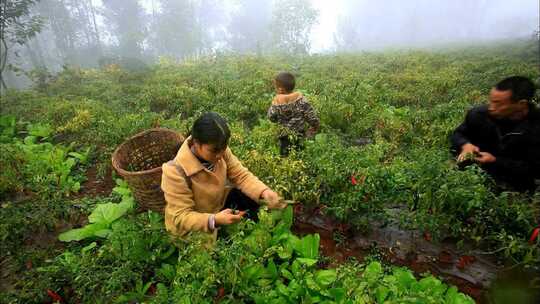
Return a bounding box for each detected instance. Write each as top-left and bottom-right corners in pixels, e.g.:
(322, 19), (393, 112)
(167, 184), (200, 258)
(191, 112), (230, 150)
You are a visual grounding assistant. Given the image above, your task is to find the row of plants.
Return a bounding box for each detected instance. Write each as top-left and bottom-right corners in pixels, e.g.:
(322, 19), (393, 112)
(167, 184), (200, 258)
(6, 182), (474, 303)
(228, 119), (539, 263)
(0, 40), (538, 302)
(3, 42), (536, 261)
(0, 115), (90, 199)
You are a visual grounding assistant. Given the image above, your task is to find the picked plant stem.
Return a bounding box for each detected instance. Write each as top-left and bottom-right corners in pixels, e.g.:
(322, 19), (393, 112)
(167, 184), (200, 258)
(259, 199), (297, 205)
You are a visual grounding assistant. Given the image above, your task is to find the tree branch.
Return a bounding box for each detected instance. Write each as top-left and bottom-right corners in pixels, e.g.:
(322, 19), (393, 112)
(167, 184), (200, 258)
(0, 36), (9, 91)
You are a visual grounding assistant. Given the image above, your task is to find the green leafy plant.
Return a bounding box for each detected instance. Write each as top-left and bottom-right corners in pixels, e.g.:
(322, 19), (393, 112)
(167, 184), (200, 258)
(58, 179), (134, 242)
(0, 116), (89, 198)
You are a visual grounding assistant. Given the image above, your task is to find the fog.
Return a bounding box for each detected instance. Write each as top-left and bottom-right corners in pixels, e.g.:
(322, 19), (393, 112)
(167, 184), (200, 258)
(1, 0), (538, 89)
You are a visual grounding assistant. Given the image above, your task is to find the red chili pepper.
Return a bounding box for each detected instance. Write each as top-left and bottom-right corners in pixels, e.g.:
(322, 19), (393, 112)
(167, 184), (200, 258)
(350, 175), (357, 185)
(148, 283), (157, 295)
(215, 286), (225, 302)
(529, 227), (540, 245)
(46, 289), (63, 303)
(456, 255), (475, 270)
(293, 203), (303, 215)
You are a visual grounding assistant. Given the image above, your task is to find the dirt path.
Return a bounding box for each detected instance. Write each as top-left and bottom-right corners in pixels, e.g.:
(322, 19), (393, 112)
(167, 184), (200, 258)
(291, 204), (540, 303)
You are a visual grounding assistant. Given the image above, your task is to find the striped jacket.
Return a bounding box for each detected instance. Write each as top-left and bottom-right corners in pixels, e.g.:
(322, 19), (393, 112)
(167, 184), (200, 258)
(267, 92), (320, 137)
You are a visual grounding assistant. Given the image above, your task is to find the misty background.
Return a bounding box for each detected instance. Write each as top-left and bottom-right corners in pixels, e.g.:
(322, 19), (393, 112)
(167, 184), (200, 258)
(1, 0), (539, 90)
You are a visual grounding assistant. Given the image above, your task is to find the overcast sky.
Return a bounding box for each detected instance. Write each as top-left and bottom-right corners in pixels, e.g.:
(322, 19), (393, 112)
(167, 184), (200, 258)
(312, 0), (539, 52)
(135, 0), (539, 52)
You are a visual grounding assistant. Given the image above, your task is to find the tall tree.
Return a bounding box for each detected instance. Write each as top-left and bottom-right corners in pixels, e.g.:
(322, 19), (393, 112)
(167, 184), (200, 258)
(35, 0), (78, 65)
(227, 0), (272, 54)
(102, 0), (146, 59)
(29, 0), (103, 69)
(0, 0), (44, 90)
(270, 0), (318, 55)
(151, 0), (200, 59)
(193, 0), (227, 53)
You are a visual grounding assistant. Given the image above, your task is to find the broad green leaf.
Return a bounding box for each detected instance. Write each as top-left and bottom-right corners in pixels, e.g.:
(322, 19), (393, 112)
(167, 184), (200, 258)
(307, 293), (322, 303)
(329, 288), (346, 302)
(88, 202), (131, 225)
(58, 222), (108, 242)
(272, 225), (291, 245)
(393, 268), (415, 289)
(94, 228), (112, 238)
(81, 241), (97, 253)
(296, 258), (318, 266)
(257, 278), (273, 287)
(294, 234), (320, 259)
(445, 286), (475, 304)
(277, 281), (289, 296)
(418, 276), (447, 296)
(288, 279), (303, 299)
(120, 197), (135, 209)
(315, 269), (337, 286)
(363, 262), (383, 283)
(71, 181), (81, 192)
(28, 123), (52, 138)
(291, 260), (302, 277)
(245, 228), (272, 255)
(24, 136), (37, 145)
(68, 152), (86, 163)
(280, 268), (294, 281)
(115, 178), (129, 188)
(64, 157), (76, 169)
(265, 260), (278, 280)
(278, 205), (293, 229)
(277, 245), (293, 259)
(306, 274), (320, 291)
(244, 264), (264, 281)
(375, 286), (389, 303)
(113, 185), (131, 196)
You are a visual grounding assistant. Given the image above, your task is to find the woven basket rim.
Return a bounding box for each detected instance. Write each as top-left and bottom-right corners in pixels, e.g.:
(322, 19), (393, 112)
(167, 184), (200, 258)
(111, 128), (184, 177)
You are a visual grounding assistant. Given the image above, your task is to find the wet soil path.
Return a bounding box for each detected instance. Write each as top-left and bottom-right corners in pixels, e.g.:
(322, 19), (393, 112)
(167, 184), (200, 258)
(292, 205), (540, 303)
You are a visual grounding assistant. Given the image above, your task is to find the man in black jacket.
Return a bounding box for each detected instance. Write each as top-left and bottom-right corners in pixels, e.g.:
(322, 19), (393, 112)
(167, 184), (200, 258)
(450, 76), (539, 192)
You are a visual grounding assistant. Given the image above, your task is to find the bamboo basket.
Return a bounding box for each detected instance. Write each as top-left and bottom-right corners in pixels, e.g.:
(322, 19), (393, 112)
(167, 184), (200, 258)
(111, 128), (184, 212)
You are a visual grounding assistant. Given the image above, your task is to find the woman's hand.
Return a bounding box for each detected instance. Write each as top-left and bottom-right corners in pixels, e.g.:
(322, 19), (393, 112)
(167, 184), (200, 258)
(215, 209), (244, 226)
(261, 189), (286, 209)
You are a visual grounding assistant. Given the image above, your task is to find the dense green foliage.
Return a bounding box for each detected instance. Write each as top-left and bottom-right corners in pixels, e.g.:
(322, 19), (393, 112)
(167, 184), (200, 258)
(0, 40), (539, 302)
(0, 115), (89, 198)
(6, 190), (475, 303)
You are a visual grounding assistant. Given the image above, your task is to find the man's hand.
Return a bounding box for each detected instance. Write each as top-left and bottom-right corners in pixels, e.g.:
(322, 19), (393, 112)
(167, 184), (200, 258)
(457, 143), (480, 162)
(215, 209), (244, 226)
(475, 151), (496, 164)
(261, 189), (286, 209)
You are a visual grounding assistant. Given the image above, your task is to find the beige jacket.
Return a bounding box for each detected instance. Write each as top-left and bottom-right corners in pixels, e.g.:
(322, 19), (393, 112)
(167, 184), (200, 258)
(161, 137), (269, 237)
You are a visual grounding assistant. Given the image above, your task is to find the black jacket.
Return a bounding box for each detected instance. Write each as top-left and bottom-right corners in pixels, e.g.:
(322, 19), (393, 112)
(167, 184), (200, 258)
(450, 104), (540, 191)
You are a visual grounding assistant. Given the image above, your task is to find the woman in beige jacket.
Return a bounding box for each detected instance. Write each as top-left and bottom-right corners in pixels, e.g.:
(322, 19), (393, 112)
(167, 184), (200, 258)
(161, 112), (285, 239)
